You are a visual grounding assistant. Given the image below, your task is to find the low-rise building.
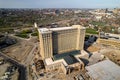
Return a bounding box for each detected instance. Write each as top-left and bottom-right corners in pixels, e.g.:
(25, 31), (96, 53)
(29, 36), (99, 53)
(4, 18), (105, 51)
(43, 51), (86, 74)
(86, 60), (120, 80)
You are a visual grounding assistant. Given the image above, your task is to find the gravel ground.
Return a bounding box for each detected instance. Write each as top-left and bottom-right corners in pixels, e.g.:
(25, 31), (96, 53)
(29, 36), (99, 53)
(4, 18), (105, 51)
(0, 63), (10, 76)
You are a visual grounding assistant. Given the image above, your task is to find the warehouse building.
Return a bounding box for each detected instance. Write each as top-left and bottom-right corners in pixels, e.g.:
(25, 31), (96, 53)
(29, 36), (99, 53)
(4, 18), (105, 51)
(86, 60), (120, 80)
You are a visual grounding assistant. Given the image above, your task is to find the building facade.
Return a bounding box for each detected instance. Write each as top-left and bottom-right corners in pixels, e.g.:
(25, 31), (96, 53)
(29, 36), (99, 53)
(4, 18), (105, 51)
(38, 25), (86, 59)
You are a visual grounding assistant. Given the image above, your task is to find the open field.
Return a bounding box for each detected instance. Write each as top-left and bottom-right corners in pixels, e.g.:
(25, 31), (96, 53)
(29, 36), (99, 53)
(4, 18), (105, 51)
(86, 28), (98, 34)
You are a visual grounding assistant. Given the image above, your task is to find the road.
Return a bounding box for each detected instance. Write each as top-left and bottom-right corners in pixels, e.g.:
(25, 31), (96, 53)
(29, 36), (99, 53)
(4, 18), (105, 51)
(22, 44), (38, 66)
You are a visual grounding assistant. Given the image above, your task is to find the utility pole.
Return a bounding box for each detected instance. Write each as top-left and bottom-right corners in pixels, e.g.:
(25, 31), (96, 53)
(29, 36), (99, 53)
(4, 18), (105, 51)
(97, 27), (102, 49)
(98, 27), (101, 39)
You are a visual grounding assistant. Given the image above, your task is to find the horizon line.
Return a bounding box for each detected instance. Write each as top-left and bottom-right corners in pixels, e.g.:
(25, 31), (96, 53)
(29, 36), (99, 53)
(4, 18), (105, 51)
(0, 7), (119, 9)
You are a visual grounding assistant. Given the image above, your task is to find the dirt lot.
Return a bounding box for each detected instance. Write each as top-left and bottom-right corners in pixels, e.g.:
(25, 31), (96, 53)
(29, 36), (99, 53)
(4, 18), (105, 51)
(87, 45), (100, 52)
(0, 63), (11, 77)
(1, 36), (38, 63)
(103, 50), (120, 66)
(0, 62), (19, 80)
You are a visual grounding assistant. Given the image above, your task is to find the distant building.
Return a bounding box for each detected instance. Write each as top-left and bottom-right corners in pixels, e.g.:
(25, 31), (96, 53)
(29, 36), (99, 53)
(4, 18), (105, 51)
(90, 9), (113, 16)
(101, 33), (120, 40)
(34, 22), (37, 28)
(113, 8), (120, 14)
(118, 27), (120, 33)
(55, 9), (60, 14)
(74, 10), (82, 14)
(38, 25), (86, 59)
(95, 16), (102, 21)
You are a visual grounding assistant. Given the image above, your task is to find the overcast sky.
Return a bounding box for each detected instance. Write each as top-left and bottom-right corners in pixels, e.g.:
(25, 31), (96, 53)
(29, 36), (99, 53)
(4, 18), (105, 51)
(0, 0), (119, 8)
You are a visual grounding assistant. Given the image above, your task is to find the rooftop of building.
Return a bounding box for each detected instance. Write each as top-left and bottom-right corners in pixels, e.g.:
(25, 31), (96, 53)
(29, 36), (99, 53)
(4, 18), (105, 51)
(53, 50), (80, 65)
(86, 60), (120, 80)
(38, 25), (85, 33)
(44, 58), (68, 66)
(49, 27), (76, 31)
(53, 50), (80, 60)
(38, 27), (75, 33)
(44, 50), (81, 66)
(63, 55), (79, 65)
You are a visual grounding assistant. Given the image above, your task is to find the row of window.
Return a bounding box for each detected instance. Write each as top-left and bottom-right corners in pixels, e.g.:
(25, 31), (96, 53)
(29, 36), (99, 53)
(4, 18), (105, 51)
(43, 37), (52, 58)
(47, 63), (62, 70)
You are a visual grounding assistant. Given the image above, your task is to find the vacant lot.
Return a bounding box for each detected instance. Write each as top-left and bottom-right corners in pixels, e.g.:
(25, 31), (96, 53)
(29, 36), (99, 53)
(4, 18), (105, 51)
(103, 50), (120, 66)
(87, 45), (100, 52)
(1, 38), (35, 63)
(0, 63), (11, 77)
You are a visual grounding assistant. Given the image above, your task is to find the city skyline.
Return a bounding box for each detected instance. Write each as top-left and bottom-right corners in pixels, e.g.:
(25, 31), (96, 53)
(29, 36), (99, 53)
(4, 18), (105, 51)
(0, 0), (120, 8)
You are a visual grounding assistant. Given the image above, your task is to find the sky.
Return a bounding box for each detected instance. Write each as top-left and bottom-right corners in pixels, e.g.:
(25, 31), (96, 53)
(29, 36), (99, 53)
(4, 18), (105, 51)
(0, 0), (119, 8)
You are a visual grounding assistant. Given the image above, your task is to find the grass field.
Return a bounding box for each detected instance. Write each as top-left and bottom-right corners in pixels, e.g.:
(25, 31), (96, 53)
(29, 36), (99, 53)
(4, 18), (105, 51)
(86, 28), (98, 34)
